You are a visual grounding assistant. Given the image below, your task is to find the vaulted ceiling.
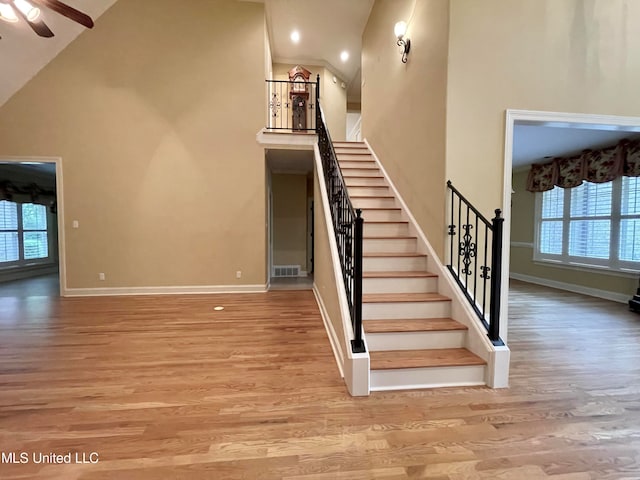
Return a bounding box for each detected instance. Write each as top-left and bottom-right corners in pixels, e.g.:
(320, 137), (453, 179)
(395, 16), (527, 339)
(0, 0), (117, 106)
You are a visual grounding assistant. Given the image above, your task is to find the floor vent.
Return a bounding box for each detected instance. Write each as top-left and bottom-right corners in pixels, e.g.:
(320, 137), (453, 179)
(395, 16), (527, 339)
(273, 265), (301, 277)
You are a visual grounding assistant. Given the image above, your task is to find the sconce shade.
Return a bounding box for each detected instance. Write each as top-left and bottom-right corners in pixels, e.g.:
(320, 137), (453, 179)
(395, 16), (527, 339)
(394, 21), (407, 39)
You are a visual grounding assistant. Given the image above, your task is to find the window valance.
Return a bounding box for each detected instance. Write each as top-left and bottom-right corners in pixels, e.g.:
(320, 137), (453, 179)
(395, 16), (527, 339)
(526, 139), (640, 193)
(0, 181), (57, 213)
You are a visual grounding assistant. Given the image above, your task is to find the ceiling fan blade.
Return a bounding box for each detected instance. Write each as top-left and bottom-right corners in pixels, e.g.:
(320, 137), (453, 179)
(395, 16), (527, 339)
(10, 0), (54, 37)
(30, 0), (94, 29)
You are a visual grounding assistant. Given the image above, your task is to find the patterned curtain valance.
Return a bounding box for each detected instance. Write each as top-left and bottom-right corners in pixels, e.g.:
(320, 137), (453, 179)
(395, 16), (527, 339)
(526, 162), (557, 192)
(623, 139), (640, 177)
(526, 139), (640, 192)
(0, 181), (57, 213)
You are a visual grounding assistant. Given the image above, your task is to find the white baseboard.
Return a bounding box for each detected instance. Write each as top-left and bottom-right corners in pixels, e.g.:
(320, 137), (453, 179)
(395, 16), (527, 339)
(509, 272), (629, 304)
(312, 285), (345, 378)
(62, 284), (267, 297)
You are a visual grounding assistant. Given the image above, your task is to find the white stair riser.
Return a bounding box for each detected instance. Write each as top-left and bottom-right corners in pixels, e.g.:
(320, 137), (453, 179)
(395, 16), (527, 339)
(352, 197), (397, 209)
(359, 210), (404, 222)
(363, 223), (409, 237)
(344, 177), (388, 187)
(347, 186), (390, 197)
(363, 300), (451, 319)
(370, 365), (486, 391)
(341, 169), (381, 177)
(339, 161), (377, 169)
(366, 330), (467, 351)
(363, 276), (438, 294)
(336, 154), (374, 161)
(363, 237), (416, 253)
(363, 256), (427, 272)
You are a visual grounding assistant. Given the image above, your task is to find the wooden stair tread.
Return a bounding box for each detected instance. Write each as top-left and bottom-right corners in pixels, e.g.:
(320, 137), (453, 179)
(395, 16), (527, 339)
(345, 183), (388, 187)
(358, 207), (401, 211)
(365, 221), (408, 224)
(342, 175), (385, 179)
(363, 252), (425, 258)
(363, 293), (450, 303)
(341, 166), (379, 170)
(363, 318), (468, 333)
(370, 348), (486, 370)
(352, 195), (395, 199)
(363, 270), (436, 278)
(363, 235), (415, 240)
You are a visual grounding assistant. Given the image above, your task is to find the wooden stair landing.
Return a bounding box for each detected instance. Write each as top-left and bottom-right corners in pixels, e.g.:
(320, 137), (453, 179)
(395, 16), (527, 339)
(370, 348), (486, 370)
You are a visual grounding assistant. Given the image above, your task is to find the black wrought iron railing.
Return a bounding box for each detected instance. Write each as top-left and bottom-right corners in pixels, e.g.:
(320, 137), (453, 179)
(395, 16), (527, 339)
(446, 181), (504, 345)
(265, 76), (320, 132)
(317, 107), (365, 353)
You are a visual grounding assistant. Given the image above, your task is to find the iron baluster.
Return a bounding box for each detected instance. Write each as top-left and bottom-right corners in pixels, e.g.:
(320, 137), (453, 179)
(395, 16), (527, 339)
(446, 181), (504, 346)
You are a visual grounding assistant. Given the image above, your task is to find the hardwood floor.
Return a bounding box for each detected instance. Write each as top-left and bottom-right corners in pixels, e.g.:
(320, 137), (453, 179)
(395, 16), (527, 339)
(1, 280), (640, 479)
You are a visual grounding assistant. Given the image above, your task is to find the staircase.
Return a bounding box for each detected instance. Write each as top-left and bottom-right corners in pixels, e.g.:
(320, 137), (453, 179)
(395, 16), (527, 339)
(333, 141), (487, 391)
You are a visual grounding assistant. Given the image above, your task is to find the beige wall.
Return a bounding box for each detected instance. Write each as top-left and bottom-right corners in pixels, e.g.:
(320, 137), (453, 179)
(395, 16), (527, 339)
(510, 170), (637, 297)
(0, 0), (267, 289)
(447, 0), (640, 219)
(272, 63), (347, 141)
(321, 68), (348, 142)
(272, 173), (308, 268)
(362, 0), (450, 258)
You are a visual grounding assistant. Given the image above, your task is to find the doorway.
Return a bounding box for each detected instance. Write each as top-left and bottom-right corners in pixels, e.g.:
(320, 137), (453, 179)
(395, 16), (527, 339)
(503, 110), (640, 335)
(265, 149), (314, 290)
(0, 158), (65, 297)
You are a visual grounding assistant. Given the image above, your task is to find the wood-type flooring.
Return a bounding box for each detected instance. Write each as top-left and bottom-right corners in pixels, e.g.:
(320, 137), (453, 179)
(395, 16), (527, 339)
(0, 278), (639, 479)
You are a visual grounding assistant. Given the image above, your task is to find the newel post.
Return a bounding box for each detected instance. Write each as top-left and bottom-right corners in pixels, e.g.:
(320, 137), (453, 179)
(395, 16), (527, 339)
(488, 209), (504, 344)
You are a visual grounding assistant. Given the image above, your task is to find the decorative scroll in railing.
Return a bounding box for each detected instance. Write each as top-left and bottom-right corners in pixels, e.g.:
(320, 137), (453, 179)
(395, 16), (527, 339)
(265, 76), (320, 132)
(317, 107), (365, 353)
(446, 181), (504, 345)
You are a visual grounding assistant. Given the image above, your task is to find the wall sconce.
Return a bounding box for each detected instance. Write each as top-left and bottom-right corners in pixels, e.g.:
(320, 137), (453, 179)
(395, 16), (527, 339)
(394, 21), (411, 63)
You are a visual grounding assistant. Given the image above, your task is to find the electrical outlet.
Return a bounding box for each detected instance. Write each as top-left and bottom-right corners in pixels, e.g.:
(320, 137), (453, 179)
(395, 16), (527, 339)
(72, 220), (79, 229)
(236, 271), (242, 279)
(98, 273), (105, 281)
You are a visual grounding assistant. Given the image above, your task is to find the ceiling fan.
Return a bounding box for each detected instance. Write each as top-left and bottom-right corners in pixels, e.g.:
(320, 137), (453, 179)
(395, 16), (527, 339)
(0, 0), (93, 38)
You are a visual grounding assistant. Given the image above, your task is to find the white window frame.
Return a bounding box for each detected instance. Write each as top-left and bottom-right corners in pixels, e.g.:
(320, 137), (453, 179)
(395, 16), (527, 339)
(534, 177), (640, 274)
(0, 201), (52, 268)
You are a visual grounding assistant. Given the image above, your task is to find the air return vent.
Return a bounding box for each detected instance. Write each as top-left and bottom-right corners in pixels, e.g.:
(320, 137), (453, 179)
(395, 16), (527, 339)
(273, 265), (301, 277)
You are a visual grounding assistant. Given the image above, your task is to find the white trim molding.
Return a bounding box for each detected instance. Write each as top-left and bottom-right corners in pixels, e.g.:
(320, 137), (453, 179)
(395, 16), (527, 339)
(63, 284), (268, 297)
(0, 155), (66, 297)
(510, 272), (629, 304)
(312, 285), (345, 378)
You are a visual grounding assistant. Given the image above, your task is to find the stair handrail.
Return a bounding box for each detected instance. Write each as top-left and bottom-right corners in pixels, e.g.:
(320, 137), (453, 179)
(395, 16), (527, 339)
(446, 180), (504, 345)
(316, 100), (365, 354)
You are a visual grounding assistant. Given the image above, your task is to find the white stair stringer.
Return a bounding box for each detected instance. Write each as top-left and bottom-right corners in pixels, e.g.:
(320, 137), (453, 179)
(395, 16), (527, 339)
(333, 140), (511, 392)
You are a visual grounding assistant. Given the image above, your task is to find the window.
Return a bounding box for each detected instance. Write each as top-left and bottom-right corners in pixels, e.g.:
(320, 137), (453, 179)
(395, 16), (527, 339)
(535, 177), (640, 272)
(0, 200), (50, 266)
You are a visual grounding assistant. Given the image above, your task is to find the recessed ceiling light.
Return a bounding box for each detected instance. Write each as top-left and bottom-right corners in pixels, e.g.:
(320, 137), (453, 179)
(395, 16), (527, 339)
(340, 51), (349, 62)
(290, 30), (300, 44)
